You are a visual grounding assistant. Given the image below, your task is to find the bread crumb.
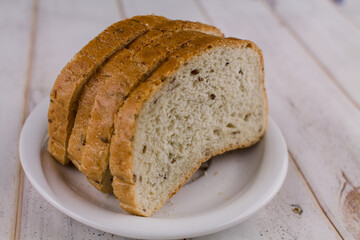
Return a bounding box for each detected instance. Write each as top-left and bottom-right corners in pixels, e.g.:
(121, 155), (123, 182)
(214, 171), (219, 176)
(218, 192), (223, 195)
(227, 196), (232, 200)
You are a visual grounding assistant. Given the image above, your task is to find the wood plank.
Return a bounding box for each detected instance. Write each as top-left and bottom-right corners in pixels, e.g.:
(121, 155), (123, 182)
(199, 0), (360, 238)
(19, 0), (126, 239)
(0, 0), (33, 239)
(264, 0), (360, 109)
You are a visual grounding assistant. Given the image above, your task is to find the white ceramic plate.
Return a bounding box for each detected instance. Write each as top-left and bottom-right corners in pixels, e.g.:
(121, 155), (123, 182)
(19, 98), (288, 239)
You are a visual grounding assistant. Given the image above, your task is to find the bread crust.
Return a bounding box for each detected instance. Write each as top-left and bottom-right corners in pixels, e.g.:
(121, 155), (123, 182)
(67, 75), (104, 169)
(48, 15), (169, 165)
(70, 23), (222, 193)
(109, 36), (268, 216)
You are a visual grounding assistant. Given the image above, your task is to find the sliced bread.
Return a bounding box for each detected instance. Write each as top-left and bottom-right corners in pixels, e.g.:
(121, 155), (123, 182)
(48, 15), (169, 165)
(109, 36), (268, 216)
(68, 20), (222, 171)
(75, 25), (222, 193)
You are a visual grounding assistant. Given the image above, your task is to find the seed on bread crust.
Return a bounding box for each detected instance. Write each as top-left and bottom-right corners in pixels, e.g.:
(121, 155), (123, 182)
(100, 136), (109, 143)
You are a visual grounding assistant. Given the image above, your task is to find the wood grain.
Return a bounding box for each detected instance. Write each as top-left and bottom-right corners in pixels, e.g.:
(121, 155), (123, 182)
(0, 0), (33, 239)
(264, 0), (360, 109)
(199, 0), (360, 238)
(196, 157), (341, 240)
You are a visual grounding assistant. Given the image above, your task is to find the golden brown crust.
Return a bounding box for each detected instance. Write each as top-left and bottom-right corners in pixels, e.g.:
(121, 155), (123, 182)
(109, 36), (268, 216)
(67, 75), (104, 169)
(75, 23), (222, 191)
(112, 177), (140, 212)
(48, 15), (169, 165)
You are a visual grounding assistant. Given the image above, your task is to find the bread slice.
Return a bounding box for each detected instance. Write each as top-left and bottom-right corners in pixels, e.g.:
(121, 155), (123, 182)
(47, 15), (169, 165)
(73, 25), (223, 193)
(109, 36), (268, 216)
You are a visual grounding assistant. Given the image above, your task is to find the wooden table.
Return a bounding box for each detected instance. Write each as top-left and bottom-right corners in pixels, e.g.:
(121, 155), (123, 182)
(1, 0), (359, 239)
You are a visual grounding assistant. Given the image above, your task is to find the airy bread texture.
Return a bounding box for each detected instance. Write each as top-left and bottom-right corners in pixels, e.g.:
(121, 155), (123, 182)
(109, 36), (267, 216)
(48, 15), (169, 165)
(67, 23), (222, 193)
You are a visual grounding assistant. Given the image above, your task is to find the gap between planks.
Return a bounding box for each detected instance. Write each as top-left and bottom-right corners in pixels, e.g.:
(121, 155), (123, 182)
(288, 151), (344, 240)
(261, 0), (360, 113)
(193, 0), (215, 25)
(115, 0), (127, 19)
(328, 0), (360, 32)
(14, 0), (39, 239)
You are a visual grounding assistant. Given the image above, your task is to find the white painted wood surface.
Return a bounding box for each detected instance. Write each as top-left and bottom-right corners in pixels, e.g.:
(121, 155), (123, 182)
(0, 0), (33, 238)
(265, 0), (360, 109)
(332, 0), (360, 29)
(1, 0), (359, 239)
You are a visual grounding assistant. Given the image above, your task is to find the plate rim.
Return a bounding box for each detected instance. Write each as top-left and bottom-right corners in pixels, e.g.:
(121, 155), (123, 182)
(19, 98), (288, 239)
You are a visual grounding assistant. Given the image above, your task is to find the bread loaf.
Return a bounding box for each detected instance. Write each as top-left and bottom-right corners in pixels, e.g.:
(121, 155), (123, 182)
(48, 15), (169, 165)
(68, 22), (223, 193)
(47, 15), (268, 217)
(109, 36), (267, 216)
